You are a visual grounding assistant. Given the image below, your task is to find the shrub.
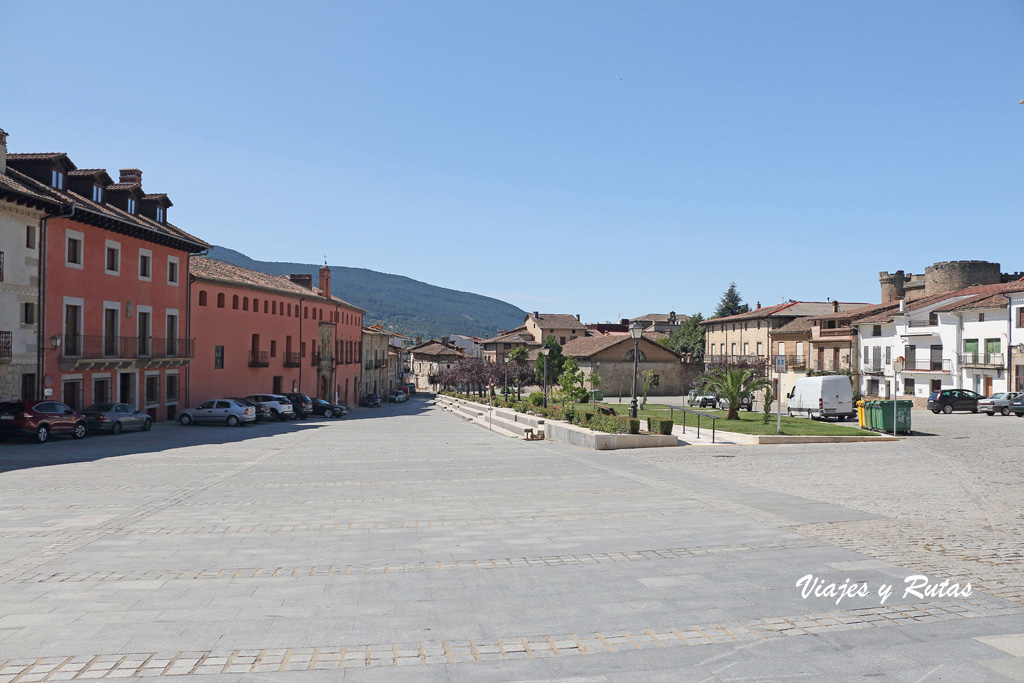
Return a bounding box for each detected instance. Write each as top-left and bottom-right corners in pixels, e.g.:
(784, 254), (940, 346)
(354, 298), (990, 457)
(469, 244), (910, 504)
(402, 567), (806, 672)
(626, 418), (640, 434)
(562, 404), (577, 423)
(513, 401), (528, 413)
(646, 417), (675, 435)
(528, 392), (545, 407)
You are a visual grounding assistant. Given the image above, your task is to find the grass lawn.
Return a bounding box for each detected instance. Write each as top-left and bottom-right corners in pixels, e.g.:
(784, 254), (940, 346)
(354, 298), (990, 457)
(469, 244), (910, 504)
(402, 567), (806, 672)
(570, 401), (880, 437)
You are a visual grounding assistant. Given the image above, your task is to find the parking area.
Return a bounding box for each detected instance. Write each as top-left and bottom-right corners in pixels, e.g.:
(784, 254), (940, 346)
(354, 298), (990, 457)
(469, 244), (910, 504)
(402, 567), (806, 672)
(0, 399), (1022, 681)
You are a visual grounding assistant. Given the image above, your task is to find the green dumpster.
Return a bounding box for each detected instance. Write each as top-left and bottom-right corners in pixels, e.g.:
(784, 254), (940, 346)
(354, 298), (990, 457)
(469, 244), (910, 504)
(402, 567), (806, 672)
(589, 390), (604, 402)
(874, 400), (913, 434)
(862, 401), (877, 430)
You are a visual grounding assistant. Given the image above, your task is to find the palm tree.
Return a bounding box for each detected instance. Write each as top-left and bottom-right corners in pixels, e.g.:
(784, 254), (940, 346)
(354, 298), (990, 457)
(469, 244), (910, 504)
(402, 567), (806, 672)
(695, 367), (770, 420)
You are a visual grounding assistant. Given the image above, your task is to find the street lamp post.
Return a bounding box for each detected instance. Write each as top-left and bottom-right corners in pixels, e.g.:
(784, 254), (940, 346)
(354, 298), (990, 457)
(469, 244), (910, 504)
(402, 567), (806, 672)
(503, 354), (510, 401)
(629, 323), (643, 419)
(540, 345), (550, 408)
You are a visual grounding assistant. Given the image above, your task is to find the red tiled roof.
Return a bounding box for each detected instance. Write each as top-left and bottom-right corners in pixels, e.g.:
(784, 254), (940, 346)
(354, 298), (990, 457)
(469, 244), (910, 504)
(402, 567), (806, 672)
(105, 182), (140, 191)
(5, 166), (208, 252)
(0, 172), (64, 210)
(562, 334), (678, 359)
(855, 284), (1016, 323)
(190, 257), (364, 311)
(409, 341), (465, 358)
(703, 301), (872, 324)
(5, 152), (68, 161)
(773, 318), (815, 334)
(527, 313), (584, 329)
(480, 325), (537, 345)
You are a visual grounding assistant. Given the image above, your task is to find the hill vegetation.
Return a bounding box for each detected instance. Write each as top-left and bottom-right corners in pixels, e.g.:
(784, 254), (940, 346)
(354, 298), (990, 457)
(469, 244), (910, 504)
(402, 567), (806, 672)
(205, 246), (526, 340)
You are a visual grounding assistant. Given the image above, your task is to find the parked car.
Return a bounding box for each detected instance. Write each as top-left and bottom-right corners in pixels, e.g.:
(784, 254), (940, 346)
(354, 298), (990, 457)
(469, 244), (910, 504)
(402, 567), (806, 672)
(976, 392), (1022, 416)
(1010, 395), (1024, 417)
(405, 383), (416, 395)
(281, 393), (313, 420)
(178, 399), (256, 426)
(361, 393), (381, 408)
(687, 390), (718, 408)
(310, 398), (347, 418)
(927, 389), (982, 414)
(82, 403), (152, 434)
(388, 390), (408, 404)
(245, 394), (295, 421)
(787, 376), (855, 420)
(229, 397), (271, 422)
(716, 395), (753, 411)
(0, 400), (89, 443)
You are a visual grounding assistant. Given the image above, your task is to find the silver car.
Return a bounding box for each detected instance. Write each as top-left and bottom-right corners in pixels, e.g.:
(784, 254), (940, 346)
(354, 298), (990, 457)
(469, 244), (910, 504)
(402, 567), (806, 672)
(83, 403), (152, 434)
(977, 392), (1022, 416)
(178, 399), (256, 426)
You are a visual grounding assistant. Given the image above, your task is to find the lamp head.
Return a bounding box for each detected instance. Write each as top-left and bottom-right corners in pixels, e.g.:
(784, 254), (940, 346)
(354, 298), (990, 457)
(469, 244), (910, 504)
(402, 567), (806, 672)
(540, 345), (550, 357)
(629, 322), (644, 339)
(49, 334), (62, 350)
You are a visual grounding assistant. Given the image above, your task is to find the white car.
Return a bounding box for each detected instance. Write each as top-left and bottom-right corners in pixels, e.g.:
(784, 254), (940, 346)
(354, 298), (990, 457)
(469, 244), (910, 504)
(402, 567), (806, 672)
(179, 399), (256, 426)
(246, 394), (296, 421)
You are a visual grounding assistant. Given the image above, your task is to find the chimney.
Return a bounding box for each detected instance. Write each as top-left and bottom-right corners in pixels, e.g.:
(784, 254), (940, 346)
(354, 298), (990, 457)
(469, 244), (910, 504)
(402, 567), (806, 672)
(318, 264), (331, 300)
(620, 318), (629, 326)
(576, 314), (581, 321)
(0, 128), (7, 175)
(415, 336), (423, 344)
(756, 302), (761, 310)
(899, 299), (905, 312)
(532, 311), (539, 318)
(289, 273), (313, 290)
(119, 168), (142, 185)
(832, 300), (840, 313)
(441, 335), (449, 347)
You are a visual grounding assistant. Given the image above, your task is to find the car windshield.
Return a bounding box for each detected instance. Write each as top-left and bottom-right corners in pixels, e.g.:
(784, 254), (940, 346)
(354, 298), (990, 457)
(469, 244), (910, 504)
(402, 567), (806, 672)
(988, 394), (1004, 400)
(85, 404), (115, 412)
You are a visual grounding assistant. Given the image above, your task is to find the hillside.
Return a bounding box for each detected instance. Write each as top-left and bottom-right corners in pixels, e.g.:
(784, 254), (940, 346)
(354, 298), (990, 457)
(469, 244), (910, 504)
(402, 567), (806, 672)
(204, 246), (526, 340)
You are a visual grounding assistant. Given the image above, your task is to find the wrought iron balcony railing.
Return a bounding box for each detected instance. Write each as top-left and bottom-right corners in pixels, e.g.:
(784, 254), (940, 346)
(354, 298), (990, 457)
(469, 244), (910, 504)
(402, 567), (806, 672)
(61, 335), (194, 360)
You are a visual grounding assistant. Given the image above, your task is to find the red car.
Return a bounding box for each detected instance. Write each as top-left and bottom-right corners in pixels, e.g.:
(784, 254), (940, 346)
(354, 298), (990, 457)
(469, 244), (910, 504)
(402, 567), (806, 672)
(0, 400), (89, 443)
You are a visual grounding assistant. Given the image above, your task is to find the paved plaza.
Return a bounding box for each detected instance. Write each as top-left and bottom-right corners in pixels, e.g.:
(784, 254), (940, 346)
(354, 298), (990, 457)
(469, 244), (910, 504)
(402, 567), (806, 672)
(1, 397), (1023, 681)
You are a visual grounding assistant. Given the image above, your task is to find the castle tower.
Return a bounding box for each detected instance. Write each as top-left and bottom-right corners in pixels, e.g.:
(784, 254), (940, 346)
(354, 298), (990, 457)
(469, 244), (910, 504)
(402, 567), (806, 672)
(879, 270), (905, 304)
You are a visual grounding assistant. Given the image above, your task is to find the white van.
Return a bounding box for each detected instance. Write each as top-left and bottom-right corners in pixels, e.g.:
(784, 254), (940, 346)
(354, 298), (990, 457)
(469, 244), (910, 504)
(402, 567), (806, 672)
(786, 376), (854, 420)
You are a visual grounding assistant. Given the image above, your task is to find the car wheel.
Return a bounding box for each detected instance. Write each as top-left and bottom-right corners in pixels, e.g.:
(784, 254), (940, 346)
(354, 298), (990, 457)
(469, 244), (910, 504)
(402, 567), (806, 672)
(986, 411), (995, 416)
(1001, 407), (1010, 417)
(971, 407), (978, 414)
(323, 409), (333, 418)
(73, 422), (87, 439)
(931, 409), (940, 414)
(179, 414), (192, 426)
(1017, 412), (1024, 418)
(35, 424), (49, 443)
(142, 419), (152, 431)
(112, 421), (123, 435)
(942, 405), (953, 414)
(276, 410), (287, 422)
(298, 413), (307, 420)
(227, 415), (239, 427)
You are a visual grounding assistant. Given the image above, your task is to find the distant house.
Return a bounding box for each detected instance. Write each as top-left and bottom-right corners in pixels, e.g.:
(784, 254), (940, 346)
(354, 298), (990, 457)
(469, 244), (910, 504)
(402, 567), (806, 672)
(409, 339), (465, 392)
(448, 334), (482, 359)
(524, 312), (587, 347)
(629, 311), (687, 335)
(480, 326), (538, 363)
(361, 325), (391, 398)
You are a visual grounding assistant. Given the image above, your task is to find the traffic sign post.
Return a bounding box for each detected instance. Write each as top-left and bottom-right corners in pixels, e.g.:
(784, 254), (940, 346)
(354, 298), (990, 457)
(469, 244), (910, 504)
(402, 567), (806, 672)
(775, 355), (786, 434)
(892, 357), (905, 437)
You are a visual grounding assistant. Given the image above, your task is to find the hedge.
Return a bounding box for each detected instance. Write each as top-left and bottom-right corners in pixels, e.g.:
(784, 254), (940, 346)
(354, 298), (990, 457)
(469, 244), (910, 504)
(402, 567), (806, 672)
(646, 417), (675, 435)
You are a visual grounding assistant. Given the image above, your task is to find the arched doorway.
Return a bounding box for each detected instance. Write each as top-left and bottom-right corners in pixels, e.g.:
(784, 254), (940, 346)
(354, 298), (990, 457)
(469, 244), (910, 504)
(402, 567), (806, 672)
(318, 375), (327, 399)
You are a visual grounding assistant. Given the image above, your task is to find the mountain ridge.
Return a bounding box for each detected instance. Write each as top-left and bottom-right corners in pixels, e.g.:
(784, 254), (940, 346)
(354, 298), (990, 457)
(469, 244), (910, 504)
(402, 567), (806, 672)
(204, 246), (526, 340)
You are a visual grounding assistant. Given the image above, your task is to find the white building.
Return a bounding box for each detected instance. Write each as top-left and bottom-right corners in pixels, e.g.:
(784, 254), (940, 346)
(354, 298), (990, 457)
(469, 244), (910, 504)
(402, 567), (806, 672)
(854, 281), (1024, 405)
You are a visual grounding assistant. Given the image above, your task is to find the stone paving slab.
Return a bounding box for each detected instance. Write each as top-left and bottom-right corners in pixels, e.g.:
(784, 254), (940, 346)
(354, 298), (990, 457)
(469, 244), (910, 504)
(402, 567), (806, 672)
(0, 397), (1022, 680)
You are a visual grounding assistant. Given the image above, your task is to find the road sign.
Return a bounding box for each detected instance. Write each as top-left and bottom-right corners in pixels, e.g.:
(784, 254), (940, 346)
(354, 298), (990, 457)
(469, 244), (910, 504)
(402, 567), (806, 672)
(893, 356), (905, 374)
(775, 355), (787, 373)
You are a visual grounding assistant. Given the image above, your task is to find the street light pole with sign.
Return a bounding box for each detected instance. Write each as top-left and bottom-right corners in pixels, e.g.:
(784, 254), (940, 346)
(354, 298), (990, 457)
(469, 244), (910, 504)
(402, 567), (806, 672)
(775, 354), (786, 433)
(892, 356), (904, 437)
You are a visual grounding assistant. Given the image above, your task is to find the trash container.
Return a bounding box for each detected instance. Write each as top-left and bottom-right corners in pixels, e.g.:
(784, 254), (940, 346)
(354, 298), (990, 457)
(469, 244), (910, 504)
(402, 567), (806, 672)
(589, 390), (604, 402)
(873, 399), (913, 434)
(865, 401), (881, 431)
(856, 400), (866, 428)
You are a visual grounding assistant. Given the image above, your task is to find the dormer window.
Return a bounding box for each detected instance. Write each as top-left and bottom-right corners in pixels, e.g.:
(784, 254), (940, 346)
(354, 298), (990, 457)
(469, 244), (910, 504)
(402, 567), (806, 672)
(51, 170), (64, 189)
(156, 207), (164, 222)
(92, 185), (103, 203)
(127, 198), (136, 214)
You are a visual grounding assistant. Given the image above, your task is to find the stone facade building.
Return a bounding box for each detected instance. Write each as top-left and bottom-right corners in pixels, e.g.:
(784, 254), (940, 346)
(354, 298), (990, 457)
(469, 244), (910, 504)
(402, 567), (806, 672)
(561, 334), (700, 397)
(361, 325), (392, 398)
(409, 339), (464, 392)
(880, 261), (1024, 304)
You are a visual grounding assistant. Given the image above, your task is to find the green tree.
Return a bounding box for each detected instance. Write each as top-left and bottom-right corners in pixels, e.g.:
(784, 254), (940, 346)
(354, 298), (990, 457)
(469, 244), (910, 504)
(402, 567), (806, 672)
(589, 370), (602, 399)
(534, 335), (565, 386)
(640, 369), (656, 408)
(713, 282), (750, 319)
(508, 345), (530, 399)
(558, 356), (588, 405)
(662, 313), (706, 360)
(695, 366), (771, 420)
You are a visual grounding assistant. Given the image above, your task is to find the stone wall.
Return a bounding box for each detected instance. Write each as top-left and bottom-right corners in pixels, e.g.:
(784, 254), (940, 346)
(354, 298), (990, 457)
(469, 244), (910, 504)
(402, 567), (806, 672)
(924, 261), (1001, 297)
(579, 360), (703, 397)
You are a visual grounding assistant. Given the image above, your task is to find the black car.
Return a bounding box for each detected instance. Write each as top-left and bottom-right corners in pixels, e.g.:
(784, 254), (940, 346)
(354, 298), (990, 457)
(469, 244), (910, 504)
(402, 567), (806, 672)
(361, 393), (381, 408)
(229, 398), (272, 422)
(310, 398), (347, 418)
(1009, 395), (1024, 417)
(927, 389), (982, 414)
(282, 393), (313, 420)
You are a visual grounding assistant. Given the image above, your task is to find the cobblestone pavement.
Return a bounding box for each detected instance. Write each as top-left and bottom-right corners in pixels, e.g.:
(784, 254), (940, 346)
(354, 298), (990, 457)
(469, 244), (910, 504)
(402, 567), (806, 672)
(1, 399), (1023, 681)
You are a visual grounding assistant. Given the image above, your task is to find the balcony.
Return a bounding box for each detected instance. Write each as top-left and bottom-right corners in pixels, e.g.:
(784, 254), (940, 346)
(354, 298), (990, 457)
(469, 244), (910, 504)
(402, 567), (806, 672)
(283, 351), (301, 367)
(248, 350), (269, 367)
(901, 358), (951, 373)
(812, 326), (855, 341)
(787, 355), (806, 369)
(959, 353), (1004, 368)
(60, 335), (194, 365)
(704, 354), (768, 367)
(0, 330), (11, 363)
(863, 362), (884, 374)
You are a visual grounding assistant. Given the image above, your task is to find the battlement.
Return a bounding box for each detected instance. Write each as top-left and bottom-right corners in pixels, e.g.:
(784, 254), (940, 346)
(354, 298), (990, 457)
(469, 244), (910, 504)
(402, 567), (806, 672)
(880, 260), (1013, 303)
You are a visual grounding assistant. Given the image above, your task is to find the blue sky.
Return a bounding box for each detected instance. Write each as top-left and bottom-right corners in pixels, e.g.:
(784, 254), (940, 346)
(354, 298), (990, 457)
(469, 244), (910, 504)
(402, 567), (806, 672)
(4, 1), (1022, 325)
